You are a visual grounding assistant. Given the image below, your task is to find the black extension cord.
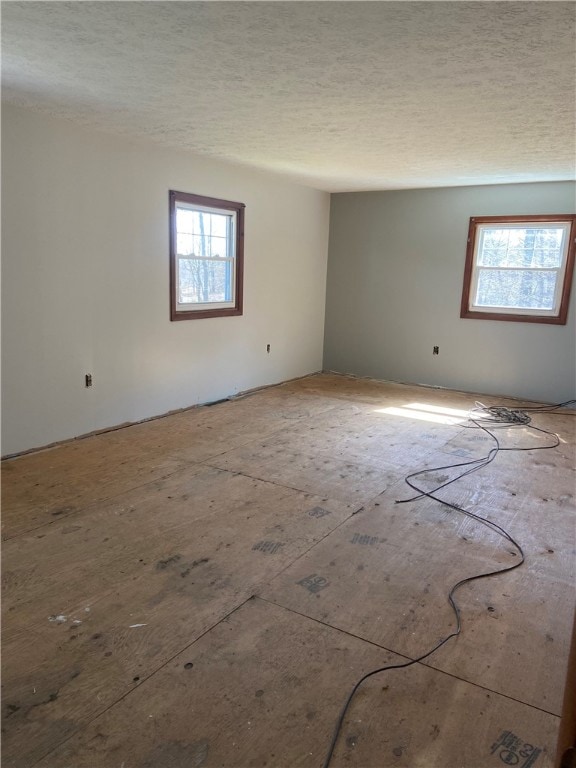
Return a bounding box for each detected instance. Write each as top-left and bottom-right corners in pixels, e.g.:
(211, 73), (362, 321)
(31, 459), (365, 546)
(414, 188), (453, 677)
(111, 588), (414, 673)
(322, 397), (576, 768)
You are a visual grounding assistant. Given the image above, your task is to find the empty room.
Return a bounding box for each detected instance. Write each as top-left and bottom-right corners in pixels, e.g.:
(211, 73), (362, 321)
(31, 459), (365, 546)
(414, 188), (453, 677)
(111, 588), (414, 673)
(1, 3), (575, 768)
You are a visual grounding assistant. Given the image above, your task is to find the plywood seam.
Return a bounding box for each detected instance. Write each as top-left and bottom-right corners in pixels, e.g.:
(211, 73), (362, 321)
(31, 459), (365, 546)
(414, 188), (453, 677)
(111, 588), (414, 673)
(255, 596), (564, 720)
(254, 504), (366, 586)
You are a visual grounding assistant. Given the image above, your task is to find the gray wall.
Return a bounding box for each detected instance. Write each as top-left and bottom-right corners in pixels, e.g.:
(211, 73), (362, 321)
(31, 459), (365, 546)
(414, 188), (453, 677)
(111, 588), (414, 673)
(324, 182), (576, 403)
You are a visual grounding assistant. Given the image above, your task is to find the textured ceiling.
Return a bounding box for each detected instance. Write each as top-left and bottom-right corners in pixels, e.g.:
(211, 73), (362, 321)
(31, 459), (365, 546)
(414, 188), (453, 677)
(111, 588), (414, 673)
(2, 1), (575, 192)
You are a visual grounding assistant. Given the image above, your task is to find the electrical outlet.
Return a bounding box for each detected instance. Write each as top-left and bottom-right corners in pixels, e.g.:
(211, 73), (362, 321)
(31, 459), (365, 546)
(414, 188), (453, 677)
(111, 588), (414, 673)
(266, 344), (271, 353)
(85, 373), (93, 387)
(433, 346), (439, 355)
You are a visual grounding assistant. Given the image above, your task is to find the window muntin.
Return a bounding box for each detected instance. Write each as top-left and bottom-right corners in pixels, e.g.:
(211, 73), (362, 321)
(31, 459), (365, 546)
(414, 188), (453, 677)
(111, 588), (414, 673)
(169, 191), (244, 320)
(461, 215), (576, 324)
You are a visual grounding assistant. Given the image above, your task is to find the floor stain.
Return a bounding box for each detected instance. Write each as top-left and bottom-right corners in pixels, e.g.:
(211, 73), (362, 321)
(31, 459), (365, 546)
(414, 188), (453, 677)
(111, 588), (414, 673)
(50, 506), (75, 517)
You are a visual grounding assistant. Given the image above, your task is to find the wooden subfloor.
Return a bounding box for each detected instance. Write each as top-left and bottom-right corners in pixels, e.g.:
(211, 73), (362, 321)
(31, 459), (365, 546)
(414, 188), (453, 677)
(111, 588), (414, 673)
(2, 373), (575, 768)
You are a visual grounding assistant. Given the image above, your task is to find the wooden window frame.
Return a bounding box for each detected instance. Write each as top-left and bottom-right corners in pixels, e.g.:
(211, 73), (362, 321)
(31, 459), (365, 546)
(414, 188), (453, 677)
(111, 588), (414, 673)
(460, 214), (576, 325)
(169, 190), (245, 321)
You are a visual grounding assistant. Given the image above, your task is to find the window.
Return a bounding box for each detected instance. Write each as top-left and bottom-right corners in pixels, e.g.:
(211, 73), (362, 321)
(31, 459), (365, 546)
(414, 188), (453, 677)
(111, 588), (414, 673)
(169, 190), (245, 320)
(461, 215), (576, 324)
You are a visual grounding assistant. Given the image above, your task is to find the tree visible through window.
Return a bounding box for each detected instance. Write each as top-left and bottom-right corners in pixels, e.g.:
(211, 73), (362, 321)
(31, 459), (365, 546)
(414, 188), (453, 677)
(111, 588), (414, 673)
(461, 215), (576, 324)
(169, 191), (244, 320)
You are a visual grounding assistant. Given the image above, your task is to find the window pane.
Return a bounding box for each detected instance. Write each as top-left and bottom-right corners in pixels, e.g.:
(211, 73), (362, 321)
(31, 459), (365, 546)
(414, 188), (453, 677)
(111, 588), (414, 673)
(178, 258), (233, 304)
(210, 236), (228, 258)
(176, 233), (193, 256)
(478, 228), (564, 269)
(209, 213), (228, 238)
(176, 208), (195, 234)
(475, 269), (557, 310)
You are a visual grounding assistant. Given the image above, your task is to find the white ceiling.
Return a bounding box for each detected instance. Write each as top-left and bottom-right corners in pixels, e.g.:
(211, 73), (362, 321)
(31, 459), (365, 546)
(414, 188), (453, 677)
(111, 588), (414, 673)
(2, 1), (575, 192)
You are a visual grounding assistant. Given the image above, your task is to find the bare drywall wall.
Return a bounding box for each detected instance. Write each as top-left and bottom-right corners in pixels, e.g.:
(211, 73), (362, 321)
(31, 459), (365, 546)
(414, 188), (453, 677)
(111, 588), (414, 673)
(324, 183), (576, 403)
(1, 106), (330, 456)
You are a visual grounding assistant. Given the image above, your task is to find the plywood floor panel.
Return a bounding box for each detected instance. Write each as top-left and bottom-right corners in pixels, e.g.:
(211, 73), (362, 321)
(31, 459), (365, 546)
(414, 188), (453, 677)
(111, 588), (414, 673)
(1, 441), (188, 539)
(426, 569), (574, 715)
(33, 598), (559, 768)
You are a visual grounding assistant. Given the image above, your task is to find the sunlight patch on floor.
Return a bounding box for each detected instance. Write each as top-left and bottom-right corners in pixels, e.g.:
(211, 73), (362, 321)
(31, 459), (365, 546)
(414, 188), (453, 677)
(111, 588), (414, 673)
(375, 402), (470, 425)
